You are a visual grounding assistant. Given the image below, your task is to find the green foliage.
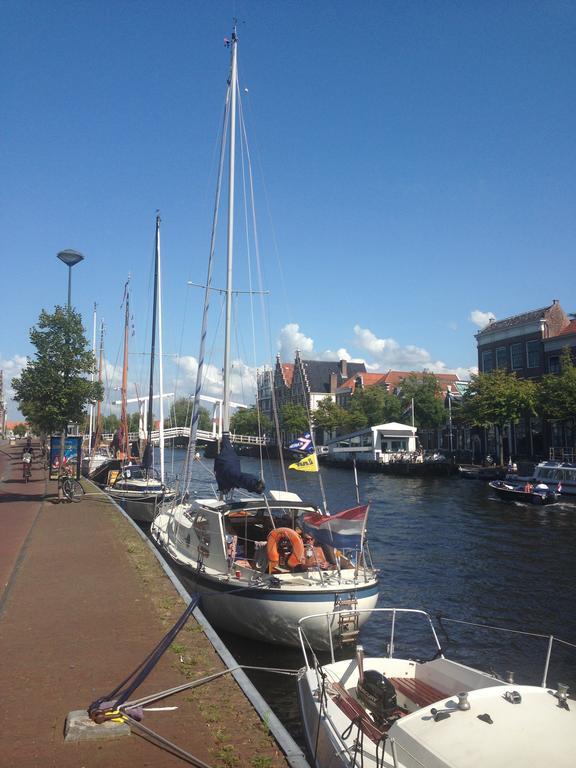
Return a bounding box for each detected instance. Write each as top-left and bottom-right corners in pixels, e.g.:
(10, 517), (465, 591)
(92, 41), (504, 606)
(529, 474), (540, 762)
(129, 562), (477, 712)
(352, 386), (403, 427)
(280, 403), (309, 434)
(399, 373), (446, 429)
(165, 397), (211, 431)
(128, 411), (141, 432)
(12, 307), (103, 435)
(312, 397), (347, 431)
(537, 349), (576, 420)
(102, 414), (120, 432)
(461, 369), (537, 428)
(13, 423), (27, 437)
(230, 406), (272, 436)
(341, 398), (369, 433)
(461, 369), (537, 464)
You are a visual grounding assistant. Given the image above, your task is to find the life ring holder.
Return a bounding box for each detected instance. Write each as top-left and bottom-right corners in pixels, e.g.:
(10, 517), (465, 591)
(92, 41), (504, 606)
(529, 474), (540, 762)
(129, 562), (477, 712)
(266, 527), (305, 573)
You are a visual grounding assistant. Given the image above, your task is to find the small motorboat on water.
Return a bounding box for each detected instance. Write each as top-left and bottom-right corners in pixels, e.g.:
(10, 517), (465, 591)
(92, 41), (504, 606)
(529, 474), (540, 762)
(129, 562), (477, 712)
(297, 607), (576, 768)
(489, 479), (558, 505)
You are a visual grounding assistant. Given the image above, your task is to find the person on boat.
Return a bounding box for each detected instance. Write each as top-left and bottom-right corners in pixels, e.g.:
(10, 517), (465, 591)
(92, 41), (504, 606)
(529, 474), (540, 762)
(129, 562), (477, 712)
(524, 481), (534, 493)
(302, 533), (331, 570)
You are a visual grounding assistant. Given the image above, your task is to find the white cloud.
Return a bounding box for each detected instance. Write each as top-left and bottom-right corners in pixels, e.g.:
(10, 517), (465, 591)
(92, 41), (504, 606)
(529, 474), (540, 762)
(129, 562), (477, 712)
(470, 309), (496, 329)
(1, 354), (28, 419)
(353, 325), (444, 369)
(177, 355), (256, 406)
(278, 323), (314, 360)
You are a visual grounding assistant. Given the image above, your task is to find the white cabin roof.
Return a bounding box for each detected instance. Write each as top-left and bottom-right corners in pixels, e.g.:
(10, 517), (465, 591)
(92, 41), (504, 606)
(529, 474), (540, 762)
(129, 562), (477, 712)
(372, 422), (417, 435)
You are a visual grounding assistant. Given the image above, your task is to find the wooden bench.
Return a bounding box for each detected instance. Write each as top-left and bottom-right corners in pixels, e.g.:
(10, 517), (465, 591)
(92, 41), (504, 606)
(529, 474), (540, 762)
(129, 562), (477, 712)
(330, 683), (387, 743)
(389, 677), (445, 708)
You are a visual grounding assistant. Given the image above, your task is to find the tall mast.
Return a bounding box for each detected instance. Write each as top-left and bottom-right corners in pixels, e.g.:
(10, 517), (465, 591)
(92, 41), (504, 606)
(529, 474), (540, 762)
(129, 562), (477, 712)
(222, 24), (238, 434)
(121, 280), (130, 459)
(157, 214), (166, 482)
(88, 302), (97, 451)
(144, 214), (160, 470)
(94, 320), (104, 450)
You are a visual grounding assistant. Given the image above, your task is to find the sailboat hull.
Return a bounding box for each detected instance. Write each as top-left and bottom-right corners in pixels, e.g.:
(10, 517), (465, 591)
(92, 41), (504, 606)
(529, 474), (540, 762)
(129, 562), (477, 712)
(178, 568), (378, 648)
(151, 496), (379, 649)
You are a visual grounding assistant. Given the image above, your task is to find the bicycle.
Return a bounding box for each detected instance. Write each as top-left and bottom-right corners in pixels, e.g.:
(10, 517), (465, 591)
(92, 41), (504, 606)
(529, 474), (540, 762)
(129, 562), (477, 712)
(23, 461), (32, 483)
(58, 467), (85, 502)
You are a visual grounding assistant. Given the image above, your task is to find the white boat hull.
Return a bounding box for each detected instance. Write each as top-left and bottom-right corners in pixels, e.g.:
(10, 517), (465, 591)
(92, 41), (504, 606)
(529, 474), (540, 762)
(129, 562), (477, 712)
(177, 569), (378, 648)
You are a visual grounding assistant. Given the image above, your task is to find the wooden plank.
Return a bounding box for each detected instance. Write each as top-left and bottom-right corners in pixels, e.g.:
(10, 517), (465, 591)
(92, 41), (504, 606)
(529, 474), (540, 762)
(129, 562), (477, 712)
(330, 683), (386, 743)
(389, 677), (445, 708)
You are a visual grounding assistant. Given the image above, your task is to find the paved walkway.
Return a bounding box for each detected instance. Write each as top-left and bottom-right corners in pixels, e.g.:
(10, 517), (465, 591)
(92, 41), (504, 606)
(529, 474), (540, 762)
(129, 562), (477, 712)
(0, 442), (292, 768)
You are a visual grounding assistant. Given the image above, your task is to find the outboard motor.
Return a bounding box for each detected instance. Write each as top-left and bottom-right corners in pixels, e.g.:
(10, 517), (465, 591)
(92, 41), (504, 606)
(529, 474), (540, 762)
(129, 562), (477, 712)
(357, 670), (398, 726)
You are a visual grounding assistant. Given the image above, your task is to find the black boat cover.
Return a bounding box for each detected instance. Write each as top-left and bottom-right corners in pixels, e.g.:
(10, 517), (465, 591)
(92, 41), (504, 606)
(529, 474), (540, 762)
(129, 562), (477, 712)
(214, 434), (264, 495)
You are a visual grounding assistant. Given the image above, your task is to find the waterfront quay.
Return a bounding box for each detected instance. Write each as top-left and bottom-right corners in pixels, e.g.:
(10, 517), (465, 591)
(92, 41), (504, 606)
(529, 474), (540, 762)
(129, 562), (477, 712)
(0, 442), (297, 768)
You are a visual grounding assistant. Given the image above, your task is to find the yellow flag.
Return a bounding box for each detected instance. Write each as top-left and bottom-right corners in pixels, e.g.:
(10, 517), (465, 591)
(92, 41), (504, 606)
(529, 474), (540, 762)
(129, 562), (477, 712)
(289, 453), (319, 472)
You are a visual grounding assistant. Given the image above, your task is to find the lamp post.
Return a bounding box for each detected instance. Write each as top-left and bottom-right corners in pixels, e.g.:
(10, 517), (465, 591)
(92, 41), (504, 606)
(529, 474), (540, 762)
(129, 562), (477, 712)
(57, 249), (84, 309)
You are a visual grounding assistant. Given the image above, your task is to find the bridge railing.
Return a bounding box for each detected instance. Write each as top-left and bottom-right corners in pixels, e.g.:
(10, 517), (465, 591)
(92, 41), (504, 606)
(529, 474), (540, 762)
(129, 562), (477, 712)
(99, 428), (268, 447)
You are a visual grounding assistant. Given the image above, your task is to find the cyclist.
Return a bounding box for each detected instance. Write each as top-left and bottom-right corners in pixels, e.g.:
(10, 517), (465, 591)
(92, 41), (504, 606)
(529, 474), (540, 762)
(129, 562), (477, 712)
(22, 448), (33, 482)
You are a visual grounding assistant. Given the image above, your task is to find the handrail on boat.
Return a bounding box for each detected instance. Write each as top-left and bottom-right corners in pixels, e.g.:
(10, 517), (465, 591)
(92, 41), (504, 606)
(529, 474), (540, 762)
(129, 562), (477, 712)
(297, 607), (442, 669)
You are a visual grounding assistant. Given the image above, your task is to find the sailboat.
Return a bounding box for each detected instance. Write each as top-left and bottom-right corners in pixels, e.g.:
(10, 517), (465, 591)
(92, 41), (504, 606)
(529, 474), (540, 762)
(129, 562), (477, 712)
(81, 319), (115, 477)
(151, 28), (379, 649)
(105, 215), (176, 523)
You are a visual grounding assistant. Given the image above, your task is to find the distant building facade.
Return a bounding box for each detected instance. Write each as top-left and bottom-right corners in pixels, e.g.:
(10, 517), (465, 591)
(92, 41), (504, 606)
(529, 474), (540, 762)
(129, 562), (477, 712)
(475, 300), (575, 460)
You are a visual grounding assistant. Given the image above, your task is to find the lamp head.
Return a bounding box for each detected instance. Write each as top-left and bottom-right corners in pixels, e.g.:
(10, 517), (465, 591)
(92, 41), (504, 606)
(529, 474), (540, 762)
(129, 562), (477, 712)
(57, 249), (84, 267)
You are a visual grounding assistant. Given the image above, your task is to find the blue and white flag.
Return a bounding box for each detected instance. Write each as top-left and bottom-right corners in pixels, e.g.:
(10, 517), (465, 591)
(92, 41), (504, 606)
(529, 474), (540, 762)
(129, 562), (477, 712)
(288, 432), (314, 454)
(302, 504), (369, 550)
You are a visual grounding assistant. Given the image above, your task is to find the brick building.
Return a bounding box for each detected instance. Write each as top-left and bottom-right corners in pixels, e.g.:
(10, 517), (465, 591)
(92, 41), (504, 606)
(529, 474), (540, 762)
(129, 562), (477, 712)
(475, 300), (575, 460)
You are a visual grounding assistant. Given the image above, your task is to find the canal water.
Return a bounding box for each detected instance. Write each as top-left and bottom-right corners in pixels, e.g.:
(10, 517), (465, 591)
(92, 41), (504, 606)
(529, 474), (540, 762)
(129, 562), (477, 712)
(158, 447), (576, 746)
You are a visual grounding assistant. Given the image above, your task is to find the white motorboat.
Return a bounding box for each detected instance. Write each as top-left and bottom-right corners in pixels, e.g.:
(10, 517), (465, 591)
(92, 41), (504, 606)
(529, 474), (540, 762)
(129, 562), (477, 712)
(152, 491), (379, 648)
(529, 461), (576, 496)
(297, 607), (575, 767)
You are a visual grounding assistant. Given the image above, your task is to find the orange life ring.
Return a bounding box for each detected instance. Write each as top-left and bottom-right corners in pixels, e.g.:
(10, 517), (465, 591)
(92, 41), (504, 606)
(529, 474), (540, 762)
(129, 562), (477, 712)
(266, 527), (305, 573)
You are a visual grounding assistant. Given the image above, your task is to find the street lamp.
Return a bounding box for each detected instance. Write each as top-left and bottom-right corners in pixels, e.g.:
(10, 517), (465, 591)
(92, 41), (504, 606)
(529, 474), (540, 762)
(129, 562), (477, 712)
(57, 249), (84, 309)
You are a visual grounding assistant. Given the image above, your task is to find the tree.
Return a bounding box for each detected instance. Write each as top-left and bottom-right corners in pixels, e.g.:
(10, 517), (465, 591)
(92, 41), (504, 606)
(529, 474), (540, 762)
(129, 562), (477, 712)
(354, 386), (402, 427)
(165, 397), (211, 432)
(12, 307), (103, 436)
(341, 397), (369, 433)
(399, 373), (446, 429)
(280, 403), (309, 436)
(13, 423), (27, 437)
(312, 397), (347, 441)
(102, 414), (120, 433)
(537, 349), (576, 421)
(461, 369), (537, 464)
(230, 406), (273, 436)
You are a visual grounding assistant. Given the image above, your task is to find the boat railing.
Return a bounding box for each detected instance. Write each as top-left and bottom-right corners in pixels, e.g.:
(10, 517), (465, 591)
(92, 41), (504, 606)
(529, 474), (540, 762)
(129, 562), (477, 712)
(549, 447), (576, 463)
(434, 616), (576, 688)
(298, 607), (441, 669)
(299, 609), (576, 689)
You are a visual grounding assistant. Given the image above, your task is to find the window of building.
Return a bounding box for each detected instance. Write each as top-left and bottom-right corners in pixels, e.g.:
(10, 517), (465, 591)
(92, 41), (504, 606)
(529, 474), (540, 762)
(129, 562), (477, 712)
(526, 340), (541, 369)
(510, 343), (523, 370)
(548, 356), (560, 374)
(481, 350), (493, 372)
(495, 347), (507, 369)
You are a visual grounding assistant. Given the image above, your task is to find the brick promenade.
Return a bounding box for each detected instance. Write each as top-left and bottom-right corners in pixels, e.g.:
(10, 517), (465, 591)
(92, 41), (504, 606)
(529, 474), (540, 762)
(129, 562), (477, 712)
(0, 442), (292, 768)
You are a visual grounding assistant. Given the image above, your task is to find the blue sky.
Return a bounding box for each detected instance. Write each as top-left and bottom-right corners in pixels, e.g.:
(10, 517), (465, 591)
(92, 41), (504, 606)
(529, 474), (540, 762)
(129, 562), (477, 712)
(2, 1), (575, 420)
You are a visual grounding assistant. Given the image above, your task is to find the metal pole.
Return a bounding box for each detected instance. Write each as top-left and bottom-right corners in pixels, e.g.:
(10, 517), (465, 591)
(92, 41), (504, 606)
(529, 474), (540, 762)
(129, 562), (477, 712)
(67, 266), (72, 308)
(222, 26), (238, 434)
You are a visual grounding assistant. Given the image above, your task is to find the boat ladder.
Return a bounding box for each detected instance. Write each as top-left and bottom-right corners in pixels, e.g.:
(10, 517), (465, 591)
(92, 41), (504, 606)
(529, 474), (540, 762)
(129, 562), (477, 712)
(335, 596), (360, 645)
